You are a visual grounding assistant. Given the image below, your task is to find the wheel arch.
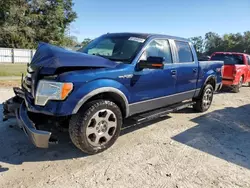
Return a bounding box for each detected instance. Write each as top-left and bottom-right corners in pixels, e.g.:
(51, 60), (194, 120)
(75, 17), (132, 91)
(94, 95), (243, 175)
(196, 75), (216, 98)
(241, 74), (245, 82)
(72, 87), (129, 118)
(204, 75), (216, 90)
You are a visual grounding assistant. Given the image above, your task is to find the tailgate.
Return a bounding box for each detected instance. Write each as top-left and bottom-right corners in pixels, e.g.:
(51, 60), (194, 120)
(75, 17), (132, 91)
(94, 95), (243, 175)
(222, 65), (235, 79)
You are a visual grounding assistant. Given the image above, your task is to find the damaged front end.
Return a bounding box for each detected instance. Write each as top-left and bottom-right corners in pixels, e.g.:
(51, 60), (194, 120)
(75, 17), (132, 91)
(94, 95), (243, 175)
(3, 87), (52, 148)
(2, 52), (54, 148)
(2, 42), (118, 149)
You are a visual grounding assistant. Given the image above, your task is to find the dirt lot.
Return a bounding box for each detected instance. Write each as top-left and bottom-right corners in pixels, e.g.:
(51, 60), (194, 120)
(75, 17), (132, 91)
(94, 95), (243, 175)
(0, 80), (21, 88)
(1, 86), (250, 188)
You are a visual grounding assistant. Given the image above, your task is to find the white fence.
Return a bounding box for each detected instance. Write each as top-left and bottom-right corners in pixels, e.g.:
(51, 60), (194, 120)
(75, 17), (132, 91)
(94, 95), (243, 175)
(0, 48), (36, 64)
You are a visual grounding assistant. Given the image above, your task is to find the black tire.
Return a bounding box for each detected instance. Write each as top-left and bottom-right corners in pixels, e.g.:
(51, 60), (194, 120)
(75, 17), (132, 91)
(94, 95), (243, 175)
(232, 76), (243, 93)
(69, 100), (122, 154)
(248, 82), (250, 87)
(193, 84), (214, 112)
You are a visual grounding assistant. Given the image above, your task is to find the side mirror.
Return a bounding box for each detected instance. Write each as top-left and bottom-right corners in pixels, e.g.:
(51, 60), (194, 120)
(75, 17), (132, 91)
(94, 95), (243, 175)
(138, 56), (164, 70)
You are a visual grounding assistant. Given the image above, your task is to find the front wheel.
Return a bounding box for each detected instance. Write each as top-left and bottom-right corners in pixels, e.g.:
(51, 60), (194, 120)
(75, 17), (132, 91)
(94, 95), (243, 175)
(193, 84), (214, 112)
(69, 100), (122, 154)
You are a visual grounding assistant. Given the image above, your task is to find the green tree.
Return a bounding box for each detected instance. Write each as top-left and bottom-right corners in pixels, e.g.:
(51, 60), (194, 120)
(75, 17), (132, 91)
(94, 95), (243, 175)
(0, 0), (77, 48)
(202, 31), (250, 55)
(204, 32), (225, 55)
(222, 33), (244, 52)
(81, 38), (92, 48)
(62, 35), (79, 48)
(190, 36), (204, 57)
(0, 0), (34, 48)
(243, 31), (250, 53)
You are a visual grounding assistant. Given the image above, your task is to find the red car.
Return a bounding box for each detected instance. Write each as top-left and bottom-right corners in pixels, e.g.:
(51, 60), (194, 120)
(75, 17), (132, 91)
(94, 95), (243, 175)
(210, 52), (250, 92)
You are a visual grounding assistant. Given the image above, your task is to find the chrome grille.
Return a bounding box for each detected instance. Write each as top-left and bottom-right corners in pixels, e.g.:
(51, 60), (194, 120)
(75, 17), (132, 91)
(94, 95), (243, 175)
(22, 65), (34, 93)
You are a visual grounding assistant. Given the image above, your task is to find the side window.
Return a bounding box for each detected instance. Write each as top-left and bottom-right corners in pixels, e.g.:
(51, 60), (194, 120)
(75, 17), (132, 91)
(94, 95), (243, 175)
(140, 39), (172, 64)
(175, 41), (194, 63)
(248, 56), (250, 65)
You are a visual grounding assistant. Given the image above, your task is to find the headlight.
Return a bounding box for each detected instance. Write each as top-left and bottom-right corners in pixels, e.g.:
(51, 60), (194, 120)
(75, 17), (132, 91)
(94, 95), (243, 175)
(35, 80), (73, 106)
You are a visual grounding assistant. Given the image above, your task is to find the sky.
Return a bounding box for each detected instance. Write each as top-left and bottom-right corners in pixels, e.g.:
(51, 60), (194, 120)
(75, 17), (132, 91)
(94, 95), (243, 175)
(71, 0), (250, 42)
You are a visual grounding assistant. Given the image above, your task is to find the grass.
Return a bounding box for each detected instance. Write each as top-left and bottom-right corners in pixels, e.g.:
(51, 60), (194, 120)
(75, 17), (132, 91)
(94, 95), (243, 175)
(0, 63), (27, 77)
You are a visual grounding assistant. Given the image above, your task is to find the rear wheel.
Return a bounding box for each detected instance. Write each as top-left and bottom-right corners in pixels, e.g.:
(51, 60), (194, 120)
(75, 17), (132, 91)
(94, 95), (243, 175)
(232, 76), (243, 93)
(69, 100), (122, 154)
(193, 84), (214, 112)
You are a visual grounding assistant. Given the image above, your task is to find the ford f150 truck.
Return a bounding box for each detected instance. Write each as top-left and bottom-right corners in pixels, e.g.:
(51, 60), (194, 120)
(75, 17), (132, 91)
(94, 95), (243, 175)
(210, 52), (250, 92)
(3, 33), (223, 154)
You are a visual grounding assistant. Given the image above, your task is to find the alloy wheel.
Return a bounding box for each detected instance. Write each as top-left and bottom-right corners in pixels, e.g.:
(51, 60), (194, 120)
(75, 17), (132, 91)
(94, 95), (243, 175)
(202, 88), (213, 109)
(86, 109), (117, 147)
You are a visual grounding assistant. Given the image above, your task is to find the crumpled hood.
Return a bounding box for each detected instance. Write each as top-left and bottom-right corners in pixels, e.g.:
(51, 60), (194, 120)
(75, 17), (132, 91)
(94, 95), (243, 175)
(29, 42), (118, 75)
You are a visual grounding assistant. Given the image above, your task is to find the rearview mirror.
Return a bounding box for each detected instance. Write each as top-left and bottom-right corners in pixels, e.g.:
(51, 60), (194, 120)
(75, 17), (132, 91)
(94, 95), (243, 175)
(138, 56), (164, 70)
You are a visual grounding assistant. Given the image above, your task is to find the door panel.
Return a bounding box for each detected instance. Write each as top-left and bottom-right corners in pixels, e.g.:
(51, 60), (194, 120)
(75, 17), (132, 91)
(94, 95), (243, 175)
(173, 41), (198, 99)
(129, 65), (176, 114)
(128, 39), (176, 114)
(174, 63), (198, 93)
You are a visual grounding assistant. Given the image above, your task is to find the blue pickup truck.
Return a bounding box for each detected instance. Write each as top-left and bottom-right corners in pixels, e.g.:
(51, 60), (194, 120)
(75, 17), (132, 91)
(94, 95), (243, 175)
(3, 33), (223, 154)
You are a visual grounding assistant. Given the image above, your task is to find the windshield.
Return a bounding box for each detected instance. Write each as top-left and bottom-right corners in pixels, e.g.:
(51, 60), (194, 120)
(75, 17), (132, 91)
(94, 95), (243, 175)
(210, 54), (244, 65)
(78, 35), (146, 63)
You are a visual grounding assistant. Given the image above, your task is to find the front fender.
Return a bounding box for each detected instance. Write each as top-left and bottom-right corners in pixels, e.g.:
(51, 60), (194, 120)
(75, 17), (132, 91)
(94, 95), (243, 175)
(67, 79), (130, 116)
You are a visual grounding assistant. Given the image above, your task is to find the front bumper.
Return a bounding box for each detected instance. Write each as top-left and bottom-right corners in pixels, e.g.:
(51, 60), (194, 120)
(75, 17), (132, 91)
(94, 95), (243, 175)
(17, 102), (51, 148)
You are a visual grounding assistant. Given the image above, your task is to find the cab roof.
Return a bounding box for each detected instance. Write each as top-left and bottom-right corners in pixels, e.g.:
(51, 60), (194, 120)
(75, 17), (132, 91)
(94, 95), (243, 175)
(104, 32), (190, 42)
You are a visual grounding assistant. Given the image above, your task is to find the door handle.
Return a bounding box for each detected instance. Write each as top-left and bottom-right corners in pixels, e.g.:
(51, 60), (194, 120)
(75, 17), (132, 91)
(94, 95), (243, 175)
(171, 70), (177, 76)
(193, 68), (197, 73)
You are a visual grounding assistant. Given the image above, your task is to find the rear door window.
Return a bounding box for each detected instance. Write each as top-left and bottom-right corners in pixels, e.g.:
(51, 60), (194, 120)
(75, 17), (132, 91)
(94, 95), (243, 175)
(210, 54), (244, 65)
(174, 41), (194, 63)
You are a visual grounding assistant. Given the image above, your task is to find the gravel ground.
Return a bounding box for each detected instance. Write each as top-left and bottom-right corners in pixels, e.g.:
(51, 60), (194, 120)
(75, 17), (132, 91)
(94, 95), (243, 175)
(1, 87), (250, 188)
